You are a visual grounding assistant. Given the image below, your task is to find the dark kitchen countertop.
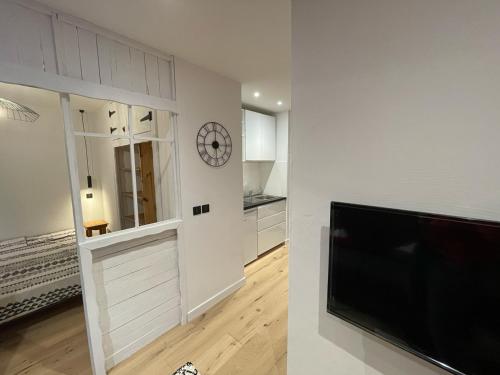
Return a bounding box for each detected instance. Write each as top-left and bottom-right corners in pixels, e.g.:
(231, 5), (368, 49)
(243, 195), (287, 210)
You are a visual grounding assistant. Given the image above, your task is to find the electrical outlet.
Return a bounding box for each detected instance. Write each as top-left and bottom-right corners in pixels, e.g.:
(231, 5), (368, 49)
(193, 206), (202, 216)
(202, 204), (210, 213)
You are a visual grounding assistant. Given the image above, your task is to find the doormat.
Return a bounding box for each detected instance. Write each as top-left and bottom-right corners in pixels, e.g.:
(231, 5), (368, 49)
(172, 362), (200, 375)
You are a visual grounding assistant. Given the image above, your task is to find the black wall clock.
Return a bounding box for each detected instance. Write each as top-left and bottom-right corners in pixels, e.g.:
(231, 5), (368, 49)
(197, 122), (232, 167)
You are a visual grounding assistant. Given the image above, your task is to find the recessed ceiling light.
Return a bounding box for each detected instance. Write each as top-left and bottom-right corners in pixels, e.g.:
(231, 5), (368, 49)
(253, 91), (260, 98)
(277, 101), (283, 106)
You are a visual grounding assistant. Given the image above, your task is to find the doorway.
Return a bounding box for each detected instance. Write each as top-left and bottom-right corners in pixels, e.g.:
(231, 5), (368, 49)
(115, 141), (158, 229)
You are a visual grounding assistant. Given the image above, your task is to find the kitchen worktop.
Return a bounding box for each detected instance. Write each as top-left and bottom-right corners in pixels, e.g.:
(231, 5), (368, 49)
(243, 195), (286, 210)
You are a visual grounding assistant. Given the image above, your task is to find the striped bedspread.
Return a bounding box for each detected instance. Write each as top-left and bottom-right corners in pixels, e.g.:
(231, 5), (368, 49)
(0, 229), (81, 324)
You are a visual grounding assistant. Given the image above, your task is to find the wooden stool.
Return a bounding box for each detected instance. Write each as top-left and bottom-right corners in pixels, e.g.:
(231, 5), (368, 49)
(83, 220), (109, 237)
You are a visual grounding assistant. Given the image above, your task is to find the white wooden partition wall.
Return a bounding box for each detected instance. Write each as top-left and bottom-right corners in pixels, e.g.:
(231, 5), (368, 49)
(0, 0), (174, 100)
(0, 1), (187, 374)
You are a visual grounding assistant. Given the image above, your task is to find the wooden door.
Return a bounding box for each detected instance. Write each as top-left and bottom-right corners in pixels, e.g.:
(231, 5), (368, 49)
(138, 141), (157, 224)
(115, 144), (135, 229)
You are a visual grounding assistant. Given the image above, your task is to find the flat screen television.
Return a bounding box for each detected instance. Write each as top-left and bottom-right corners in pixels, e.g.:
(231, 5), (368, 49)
(328, 202), (500, 375)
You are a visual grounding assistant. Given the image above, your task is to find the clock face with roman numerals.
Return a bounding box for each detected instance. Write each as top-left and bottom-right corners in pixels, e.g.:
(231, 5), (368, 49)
(197, 122), (232, 167)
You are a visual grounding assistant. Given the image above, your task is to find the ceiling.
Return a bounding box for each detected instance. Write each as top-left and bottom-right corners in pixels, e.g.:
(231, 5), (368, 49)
(36, 0), (291, 113)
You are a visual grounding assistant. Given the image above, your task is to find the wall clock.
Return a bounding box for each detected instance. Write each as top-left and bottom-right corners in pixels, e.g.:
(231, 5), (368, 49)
(197, 122), (232, 167)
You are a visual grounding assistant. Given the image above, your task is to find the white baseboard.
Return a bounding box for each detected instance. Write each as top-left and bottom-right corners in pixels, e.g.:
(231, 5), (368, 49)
(187, 276), (246, 321)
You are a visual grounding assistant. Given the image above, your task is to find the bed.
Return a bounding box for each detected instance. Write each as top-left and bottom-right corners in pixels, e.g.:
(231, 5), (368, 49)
(0, 229), (81, 324)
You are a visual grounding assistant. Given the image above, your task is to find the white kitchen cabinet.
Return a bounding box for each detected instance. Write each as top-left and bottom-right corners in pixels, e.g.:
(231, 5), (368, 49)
(243, 110), (276, 161)
(257, 211), (286, 232)
(243, 209), (258, 265)
(257, 200), (286, 256)
(258, 200), (286, 219)
(258, 222), (286, 255)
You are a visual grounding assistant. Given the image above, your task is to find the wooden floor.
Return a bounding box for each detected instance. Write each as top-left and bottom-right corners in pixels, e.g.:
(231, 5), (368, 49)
(0, 245), (288, 375)
(0, 296), (91, 375)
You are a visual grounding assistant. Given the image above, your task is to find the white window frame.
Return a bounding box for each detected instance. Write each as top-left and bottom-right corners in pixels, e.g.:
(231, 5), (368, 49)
(69, 102), (181, 242)
(0, 73), (184, 375)
(60, 92), (185, 375)
(0, 4), (186, 372)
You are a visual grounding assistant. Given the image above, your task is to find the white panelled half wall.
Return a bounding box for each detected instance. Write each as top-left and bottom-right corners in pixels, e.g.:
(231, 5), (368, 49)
(92, 230), (180, 370)
(0, 0), (174, 100)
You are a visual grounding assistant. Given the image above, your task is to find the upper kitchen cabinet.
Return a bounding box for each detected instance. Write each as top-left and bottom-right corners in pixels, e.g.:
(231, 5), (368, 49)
(243, 109), (276, 161)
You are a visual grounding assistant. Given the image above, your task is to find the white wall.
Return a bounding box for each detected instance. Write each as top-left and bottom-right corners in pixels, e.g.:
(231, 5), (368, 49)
(175, 58), (245, 316)
(0, 98), (74, 240)
(289, 1), (500, 375)
(243, 161), (271, 196)
(263, 111), (288, 197)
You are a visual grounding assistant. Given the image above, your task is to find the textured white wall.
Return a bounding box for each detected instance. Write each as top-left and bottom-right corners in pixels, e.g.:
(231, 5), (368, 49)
(289, 1), (500, 374)
(175, 58), (245, 313)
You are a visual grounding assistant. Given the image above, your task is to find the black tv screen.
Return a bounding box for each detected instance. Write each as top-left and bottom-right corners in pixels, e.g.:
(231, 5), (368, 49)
(328, 202), (500, 375)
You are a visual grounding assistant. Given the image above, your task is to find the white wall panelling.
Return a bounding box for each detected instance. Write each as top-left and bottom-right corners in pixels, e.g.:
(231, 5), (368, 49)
(145, 53), (161, 97)
(0, 1), (56, 72)
(59, 23), (175, 98)
(92, 230), (181, 370)
(0, 61), (177, 112)
(96, 34), (113, 86)
(158, 57), (174, 100)
(0, 0), (174, 101)
(77, 27), (100, 83)
(130, 48), (148, 94)
(60, 21), (81, 79)
(112, 40), (132, 91)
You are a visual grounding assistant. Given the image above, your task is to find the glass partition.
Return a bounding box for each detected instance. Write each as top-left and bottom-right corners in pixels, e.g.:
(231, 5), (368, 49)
(0, 81), (91, 372)
(131, 104), (173, 139)
(71, 96), (129, 136)
(133, 139), (176, 226)
(75, 136), (132, 235)
(69, 94), (177, 238)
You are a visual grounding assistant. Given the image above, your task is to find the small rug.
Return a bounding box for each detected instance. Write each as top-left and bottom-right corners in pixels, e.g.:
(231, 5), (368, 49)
(172, 362), (200, 375)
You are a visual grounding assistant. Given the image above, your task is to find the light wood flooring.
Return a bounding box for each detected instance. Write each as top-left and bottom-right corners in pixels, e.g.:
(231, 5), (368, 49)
(0, 245), (288, 375)
(0, 296), (91, 375)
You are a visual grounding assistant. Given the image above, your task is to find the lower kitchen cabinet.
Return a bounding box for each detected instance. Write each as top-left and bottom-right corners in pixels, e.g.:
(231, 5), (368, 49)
(243, 200), (287, 265)
(258, 221), (286, 255)
(243, 209), (258, 265)
(257, 200), (287, 256)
